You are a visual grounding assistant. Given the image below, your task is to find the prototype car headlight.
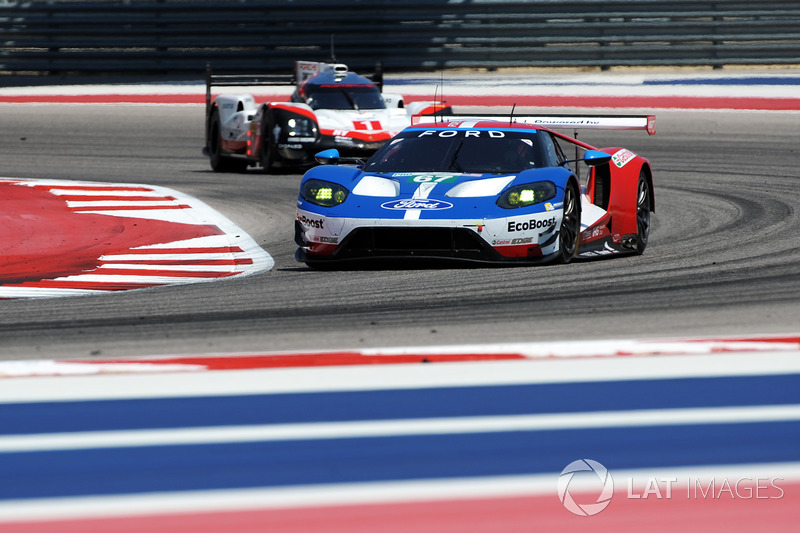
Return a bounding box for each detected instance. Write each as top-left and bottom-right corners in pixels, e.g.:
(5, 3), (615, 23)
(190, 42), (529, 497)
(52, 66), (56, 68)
(496, 181), (557, 209)
(300, 179), (349, 207)
(287, 116), (317, 137)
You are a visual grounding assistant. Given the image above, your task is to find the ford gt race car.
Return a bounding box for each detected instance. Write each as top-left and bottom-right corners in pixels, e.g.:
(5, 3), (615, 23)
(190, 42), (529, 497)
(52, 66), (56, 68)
(295, 114), (656, 266)
(204, 61), (451, 173)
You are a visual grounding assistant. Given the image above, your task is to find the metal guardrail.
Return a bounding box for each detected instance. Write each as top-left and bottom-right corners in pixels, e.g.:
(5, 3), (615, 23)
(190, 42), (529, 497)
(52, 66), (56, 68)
(1, 0), (799, 79)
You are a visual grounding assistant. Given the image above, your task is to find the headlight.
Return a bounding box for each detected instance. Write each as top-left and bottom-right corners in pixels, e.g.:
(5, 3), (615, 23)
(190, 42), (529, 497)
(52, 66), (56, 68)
(300, 179), (349, 207)
(496, 181), (557, 209)
(287, 117), (317, 137)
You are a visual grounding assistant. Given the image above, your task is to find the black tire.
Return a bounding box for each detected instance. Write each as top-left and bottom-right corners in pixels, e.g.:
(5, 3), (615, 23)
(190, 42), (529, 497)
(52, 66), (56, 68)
(207, 109), (248, 173)
(259, 112), (276, 173)
(634, 170), (652, 255)
(556, 180), (581, 264)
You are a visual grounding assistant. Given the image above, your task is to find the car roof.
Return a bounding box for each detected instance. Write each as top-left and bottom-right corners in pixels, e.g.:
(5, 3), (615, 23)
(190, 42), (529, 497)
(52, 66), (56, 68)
(303, 71), (376, 88)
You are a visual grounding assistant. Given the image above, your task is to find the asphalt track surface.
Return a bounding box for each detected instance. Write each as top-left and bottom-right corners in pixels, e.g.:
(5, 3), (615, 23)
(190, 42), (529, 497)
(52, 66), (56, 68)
(1, 105), (799, 359)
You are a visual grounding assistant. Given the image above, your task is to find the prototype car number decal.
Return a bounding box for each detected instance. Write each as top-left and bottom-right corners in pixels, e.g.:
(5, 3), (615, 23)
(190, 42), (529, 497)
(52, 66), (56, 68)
(381, 199), (453, 211)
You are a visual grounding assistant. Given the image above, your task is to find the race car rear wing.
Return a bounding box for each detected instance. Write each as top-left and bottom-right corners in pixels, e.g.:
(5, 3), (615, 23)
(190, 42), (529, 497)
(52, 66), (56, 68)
(205, 61), (384, 117)
(412, 113), (656, 135)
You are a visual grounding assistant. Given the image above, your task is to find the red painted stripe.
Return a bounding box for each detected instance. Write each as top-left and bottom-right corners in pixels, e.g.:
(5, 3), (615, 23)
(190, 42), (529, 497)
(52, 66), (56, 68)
(1, 482), (796, 533)
(68, 352), (528, 369)
(1, 93), (799, 110)
(0, 94), (207, 105)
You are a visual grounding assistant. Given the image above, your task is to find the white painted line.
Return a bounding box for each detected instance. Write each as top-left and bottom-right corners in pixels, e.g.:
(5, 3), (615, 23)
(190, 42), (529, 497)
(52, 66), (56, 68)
(1, 405), (798, 453)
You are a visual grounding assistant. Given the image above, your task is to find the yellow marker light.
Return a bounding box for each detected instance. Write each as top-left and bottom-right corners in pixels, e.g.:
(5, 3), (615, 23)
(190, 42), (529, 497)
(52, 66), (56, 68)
(315, 188), (333, 201)
(508, 191), (520, 206)
(301, 179), (350, 207)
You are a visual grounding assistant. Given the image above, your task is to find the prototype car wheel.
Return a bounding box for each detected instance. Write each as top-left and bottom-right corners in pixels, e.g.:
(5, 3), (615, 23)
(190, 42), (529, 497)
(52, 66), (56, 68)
(259, 112), (276, 173)
(208, 109), (248, 173)
(634, 170), (652, 255)
(556, 181), (581, 264)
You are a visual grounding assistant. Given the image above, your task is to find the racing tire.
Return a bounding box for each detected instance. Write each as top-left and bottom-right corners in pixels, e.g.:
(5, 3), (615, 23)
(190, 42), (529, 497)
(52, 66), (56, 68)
(259, 111), (276, 173)
(207, 109), (248, 173)
(634, 170), (652, 255)
(556, 180), (581, 264)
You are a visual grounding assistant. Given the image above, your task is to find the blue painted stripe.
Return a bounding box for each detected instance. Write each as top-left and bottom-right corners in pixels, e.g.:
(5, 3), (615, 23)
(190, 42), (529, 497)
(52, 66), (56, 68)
(2, 375), (799, 435)
(2, 421), (798, 500)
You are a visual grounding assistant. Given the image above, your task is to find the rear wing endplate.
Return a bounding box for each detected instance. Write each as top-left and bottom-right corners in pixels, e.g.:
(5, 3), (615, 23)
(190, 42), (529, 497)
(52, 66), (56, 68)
(412, 113), (656, 135)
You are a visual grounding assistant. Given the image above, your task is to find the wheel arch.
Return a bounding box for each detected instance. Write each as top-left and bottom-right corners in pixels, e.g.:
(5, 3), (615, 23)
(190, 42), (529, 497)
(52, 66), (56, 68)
(639, 161), (655, 213)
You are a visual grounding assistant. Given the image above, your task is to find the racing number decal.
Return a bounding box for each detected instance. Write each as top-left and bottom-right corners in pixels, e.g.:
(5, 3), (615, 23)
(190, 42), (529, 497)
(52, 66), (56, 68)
(409, 175), (458, 184)
(353, 120), (382, 131)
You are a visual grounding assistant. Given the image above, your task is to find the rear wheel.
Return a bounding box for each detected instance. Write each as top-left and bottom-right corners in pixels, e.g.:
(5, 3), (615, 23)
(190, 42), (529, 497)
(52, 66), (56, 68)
(556, 181), (581, 264)
(207, 109), (247, 173)
(634, 170), (652, 255)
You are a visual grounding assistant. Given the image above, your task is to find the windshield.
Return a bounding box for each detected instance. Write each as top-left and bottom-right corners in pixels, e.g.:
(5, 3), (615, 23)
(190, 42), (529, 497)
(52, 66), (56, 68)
(304, 84), (386, 110)
(364, 129), (547, 174)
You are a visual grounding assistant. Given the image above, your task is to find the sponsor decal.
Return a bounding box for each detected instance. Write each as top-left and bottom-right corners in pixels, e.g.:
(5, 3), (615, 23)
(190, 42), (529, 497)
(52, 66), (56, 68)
(535, 118), (601, 127)
(507, 216), (556, 232)
(297, 214), (325, 229)
(493, 237), (534, 246)
(417, 130), (506, 138)
(544, 201), (563, 212)
(318, 236), (339, 244)
(611, 148), (636, 168)
(381, 199), (453, 211)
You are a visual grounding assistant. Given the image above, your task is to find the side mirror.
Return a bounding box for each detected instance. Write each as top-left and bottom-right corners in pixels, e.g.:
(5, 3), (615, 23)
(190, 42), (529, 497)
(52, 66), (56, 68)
(315, 149), (340, 165)
(583, 150), (612, 166)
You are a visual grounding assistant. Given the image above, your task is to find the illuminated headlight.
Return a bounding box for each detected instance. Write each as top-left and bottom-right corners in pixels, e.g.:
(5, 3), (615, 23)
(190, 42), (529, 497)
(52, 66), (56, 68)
(496, 181), (557, 209)
(300, 179), (349, 207)
(287, 117), (316, 137)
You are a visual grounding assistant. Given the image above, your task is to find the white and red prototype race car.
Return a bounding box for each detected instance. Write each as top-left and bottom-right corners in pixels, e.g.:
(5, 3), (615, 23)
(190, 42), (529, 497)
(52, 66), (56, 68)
(204, 61), (451, 173)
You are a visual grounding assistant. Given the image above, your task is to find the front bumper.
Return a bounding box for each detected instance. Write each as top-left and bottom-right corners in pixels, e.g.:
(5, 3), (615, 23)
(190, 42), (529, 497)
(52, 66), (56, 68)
(294, 211), (561, 266)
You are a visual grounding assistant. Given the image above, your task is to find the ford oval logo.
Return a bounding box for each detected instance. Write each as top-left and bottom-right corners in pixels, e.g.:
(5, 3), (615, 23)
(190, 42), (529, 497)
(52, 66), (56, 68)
(381, 199), (453, 210)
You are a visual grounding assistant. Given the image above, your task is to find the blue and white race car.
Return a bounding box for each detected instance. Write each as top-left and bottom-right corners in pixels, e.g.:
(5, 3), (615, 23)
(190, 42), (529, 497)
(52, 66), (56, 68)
(295, 114), (656, 266)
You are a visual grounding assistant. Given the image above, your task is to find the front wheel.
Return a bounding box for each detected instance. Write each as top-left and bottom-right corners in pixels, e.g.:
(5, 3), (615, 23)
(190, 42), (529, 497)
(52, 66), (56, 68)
(556, 181), (581, 264)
